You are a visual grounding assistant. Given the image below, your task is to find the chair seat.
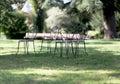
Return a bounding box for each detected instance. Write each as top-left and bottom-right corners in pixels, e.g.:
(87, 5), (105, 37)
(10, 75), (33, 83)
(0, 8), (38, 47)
(16, 25), (39, 54)
(19, 39), (34, 42)
(55, 39), (84, 43)
(54, 33), (87, 57)
(43, 37), (56, 40)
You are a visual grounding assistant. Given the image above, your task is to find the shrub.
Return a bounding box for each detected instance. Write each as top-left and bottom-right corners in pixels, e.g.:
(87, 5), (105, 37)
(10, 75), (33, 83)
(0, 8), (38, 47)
(2, 12), (28, 39)
(87, 30), (100, 39)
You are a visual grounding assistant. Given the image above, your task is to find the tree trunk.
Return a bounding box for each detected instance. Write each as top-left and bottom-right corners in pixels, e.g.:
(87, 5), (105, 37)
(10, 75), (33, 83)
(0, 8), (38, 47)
(101, 0), (117, 39)
(103, 14), (117, 39)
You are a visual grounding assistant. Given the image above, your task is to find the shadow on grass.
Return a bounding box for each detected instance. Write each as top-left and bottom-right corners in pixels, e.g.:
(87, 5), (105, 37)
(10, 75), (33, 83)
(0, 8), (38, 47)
(0, 71), (104, 84)
(0, 46), (120, 71)
(86, 39), (120, 45)
(108, 72), (120, 78)
(0, 39), (120, 84)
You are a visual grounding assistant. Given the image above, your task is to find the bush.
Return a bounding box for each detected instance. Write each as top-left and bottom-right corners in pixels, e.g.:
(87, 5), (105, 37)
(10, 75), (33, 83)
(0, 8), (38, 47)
(87, 30), (100, 39)
(2, 12), (28, 39)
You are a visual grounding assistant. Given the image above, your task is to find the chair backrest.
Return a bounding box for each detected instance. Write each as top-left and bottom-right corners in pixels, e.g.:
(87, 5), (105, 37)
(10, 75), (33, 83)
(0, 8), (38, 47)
(24, 25), (38, 39)
(50, 26), (61, 39)
(58, 26), (86, 40)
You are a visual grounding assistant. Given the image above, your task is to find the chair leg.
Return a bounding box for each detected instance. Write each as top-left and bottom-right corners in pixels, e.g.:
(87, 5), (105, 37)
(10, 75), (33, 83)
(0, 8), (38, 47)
(26, 42), (29, 54)
(71, 42), (74, 56)
(54, 42), (57, 56)
(33, 41), (35, 53)
(16, 41), (20, 54)
(24, 41), (29, 54)
(47, 40), (51, 54)
(76, 42), (80, 57)
(74, 43), (78, 57)
(66, 43), (69, 58)
(49, 41), (52, 54)
(40, 40), (43, 51)
(60, 43), (63, 57)
(24, 41), (27, 54)
(83, 41), (87, 55)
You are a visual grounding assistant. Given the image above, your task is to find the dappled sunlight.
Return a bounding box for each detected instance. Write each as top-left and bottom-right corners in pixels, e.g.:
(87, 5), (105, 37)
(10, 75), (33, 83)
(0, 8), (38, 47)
(86, 40), (120, 56)
(7, 69), (116, 75)
(0, 40), (120, 83)
(10, 69), (61, 75)
(0, 69), (120, 83)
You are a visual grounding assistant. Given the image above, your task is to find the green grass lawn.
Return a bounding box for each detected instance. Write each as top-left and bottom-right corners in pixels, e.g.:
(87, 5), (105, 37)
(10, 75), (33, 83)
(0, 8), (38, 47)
(0, 39), (120, 84)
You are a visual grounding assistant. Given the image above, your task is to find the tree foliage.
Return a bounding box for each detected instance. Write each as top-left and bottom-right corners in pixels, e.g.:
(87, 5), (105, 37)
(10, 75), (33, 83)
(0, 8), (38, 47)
(0, 0), (28, 39)
(62, 0), (120, 38)
(3, 13), (27, 39)
(1, 0), (120, 39)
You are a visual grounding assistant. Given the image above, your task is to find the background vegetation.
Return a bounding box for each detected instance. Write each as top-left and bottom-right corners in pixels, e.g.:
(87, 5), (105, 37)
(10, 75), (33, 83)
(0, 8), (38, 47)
(0, 0), (120, 39)
(0, 39), (120, 84)
(0, 1), (120, 83)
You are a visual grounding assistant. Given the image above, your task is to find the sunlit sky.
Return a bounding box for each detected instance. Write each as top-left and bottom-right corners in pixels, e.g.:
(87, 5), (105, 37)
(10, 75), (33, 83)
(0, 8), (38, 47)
(11, 0), (72, 10)
(63, 0), (71, 4)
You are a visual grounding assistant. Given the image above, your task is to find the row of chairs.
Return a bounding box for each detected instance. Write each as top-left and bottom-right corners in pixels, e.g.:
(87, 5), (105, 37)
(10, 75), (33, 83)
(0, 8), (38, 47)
(41, 26), (87, 57)
(16, 26), (87, 57)
(16, 25), (38, 54)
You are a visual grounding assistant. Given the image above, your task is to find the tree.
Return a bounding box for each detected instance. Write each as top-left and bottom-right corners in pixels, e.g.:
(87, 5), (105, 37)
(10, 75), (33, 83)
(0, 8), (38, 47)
(64, 0), (120, 39)
(0, 0), (28, 39)
(100, 0), (117, 39)
(34, 0), (46, 32)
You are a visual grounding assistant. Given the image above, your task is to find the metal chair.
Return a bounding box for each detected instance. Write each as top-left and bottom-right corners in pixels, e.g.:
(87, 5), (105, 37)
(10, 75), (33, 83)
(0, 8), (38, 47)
(16, 25), (38, 54)
(68, 33), (87, 57)
(54, 28), (87, 58)
(40, 26), (60, 54)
